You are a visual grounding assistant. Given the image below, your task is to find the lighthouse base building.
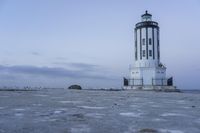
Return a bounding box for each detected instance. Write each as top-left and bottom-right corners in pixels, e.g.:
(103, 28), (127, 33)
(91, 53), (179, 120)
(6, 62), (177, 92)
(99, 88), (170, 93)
(123, 11), (178, 92)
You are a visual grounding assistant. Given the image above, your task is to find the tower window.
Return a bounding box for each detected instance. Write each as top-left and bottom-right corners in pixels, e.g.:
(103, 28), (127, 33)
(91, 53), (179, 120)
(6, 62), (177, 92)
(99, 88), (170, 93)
(149, 38), (152, 45)
(142, 50), (145, 57)
(142, 39), (145, 45)
(149, 50), (152, 56)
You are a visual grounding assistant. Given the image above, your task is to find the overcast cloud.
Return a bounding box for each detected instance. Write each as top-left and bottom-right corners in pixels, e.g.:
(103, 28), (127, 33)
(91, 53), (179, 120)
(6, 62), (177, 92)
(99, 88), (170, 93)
(0, 64), (119, 88)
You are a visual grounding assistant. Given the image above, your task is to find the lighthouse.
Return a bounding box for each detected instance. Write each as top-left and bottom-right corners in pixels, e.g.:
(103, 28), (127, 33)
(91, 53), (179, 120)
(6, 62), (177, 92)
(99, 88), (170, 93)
(124, 11), (177, 91)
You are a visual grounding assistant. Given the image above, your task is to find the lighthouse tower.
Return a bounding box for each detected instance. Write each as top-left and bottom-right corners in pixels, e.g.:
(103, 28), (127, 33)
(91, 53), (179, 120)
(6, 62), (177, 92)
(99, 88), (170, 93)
(124, 11), (176, 90)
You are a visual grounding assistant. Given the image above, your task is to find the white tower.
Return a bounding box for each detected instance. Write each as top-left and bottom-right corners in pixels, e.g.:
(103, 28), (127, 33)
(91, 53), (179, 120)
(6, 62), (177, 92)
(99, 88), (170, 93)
(124, 11), (176, 90)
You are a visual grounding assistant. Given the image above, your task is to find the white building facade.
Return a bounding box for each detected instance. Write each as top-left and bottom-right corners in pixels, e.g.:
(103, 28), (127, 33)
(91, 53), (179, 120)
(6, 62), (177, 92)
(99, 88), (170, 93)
(124, 11), (175, 90)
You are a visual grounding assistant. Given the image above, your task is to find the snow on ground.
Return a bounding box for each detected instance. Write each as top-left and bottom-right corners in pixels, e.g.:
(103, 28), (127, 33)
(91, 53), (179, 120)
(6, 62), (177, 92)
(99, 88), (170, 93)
(0, 89), (200, 133)
(78, 106), (106, 109)
(119, 112), (142, 117)
(59, 100), (82, 104)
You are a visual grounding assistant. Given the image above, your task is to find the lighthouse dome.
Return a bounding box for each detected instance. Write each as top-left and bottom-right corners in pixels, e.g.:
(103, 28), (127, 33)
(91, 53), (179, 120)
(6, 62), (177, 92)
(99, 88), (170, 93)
(141, 10), (152, 22)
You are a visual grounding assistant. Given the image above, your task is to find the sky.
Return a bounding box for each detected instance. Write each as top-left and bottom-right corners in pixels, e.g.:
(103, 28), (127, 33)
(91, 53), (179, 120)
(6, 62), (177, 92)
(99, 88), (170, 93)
(0, 0), (200, 89)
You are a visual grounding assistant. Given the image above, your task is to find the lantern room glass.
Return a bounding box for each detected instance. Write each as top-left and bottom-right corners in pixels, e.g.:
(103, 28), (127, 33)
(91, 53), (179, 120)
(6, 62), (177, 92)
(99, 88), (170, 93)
(142, 15), (152, 22)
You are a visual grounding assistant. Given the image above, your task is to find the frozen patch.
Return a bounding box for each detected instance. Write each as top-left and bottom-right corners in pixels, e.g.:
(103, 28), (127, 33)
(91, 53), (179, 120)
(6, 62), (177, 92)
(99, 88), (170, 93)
(34, 94), (48, 97)
(130, 105), (139, 108)
(78, 106), (105, 109)
(0, 107), (5, 109)
(133, 98), (141, 101)
(14, 108), (26, 111)
(59, 101), (81, 104)
(119, 112), (141, 117)
(85, 113), (105, 119)
(54, 110), (63, 114)
(182, 106), (190, 109)
(152, 118), (166, 122)
(53, 109), (66, 114)
(160, 113), (186, 117)
(57, 108), (68, 111)
(51, 97), (63, 99)
(160, 129), (184, 133)
(71, 125), (90, 133)
(151, 105), (160, 108)
(32, 103), (42, 106)
(48, 119), (57, 122)
(148, 101), (155, 104)
(15, 113), (24, 117)
(177, 100), (186, 104)
(34, 117), (49, 122)
(163, 100), (175, 104)
(195, 118), (200, 124)
(124, 126), (137, 133)
(0, 129), (5, 133)
(0, 96), (8, 98)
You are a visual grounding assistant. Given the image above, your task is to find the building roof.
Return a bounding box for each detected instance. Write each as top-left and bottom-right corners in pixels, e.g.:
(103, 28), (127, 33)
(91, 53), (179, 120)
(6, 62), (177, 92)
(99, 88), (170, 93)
(141, 10), (152, 17)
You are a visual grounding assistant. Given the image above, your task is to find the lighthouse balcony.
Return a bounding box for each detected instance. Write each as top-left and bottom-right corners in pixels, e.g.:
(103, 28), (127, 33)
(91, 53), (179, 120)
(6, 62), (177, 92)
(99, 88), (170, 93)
(123, 77), (176, 91)
(135, 21), (158, 28)
(123, 77), (173, 86)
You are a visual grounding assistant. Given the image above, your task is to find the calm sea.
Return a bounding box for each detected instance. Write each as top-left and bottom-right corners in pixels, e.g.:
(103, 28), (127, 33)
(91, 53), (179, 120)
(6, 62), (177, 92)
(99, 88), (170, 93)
(182, 90), (200, 94)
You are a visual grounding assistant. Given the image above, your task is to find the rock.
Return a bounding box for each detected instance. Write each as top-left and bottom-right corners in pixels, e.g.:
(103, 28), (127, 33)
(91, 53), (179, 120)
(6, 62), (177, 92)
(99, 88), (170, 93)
(137, 128), (158, 133)
(68, 85), (82, 90)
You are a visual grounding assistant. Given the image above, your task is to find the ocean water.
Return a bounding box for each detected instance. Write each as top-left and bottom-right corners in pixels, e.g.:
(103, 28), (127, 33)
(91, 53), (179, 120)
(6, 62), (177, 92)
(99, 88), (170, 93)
(0, 89), (200, 133)
(182, 90), (200, 94)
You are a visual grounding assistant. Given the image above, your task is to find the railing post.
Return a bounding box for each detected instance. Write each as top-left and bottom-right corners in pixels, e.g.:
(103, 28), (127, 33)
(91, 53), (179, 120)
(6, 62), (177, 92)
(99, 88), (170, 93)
(142, 78), (143, 86)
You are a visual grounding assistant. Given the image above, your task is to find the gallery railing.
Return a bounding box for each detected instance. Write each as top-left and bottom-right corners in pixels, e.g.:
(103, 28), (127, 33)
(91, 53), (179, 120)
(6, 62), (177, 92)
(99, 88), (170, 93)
(123, 77), (173, 86)
(152, 78), (167, 86)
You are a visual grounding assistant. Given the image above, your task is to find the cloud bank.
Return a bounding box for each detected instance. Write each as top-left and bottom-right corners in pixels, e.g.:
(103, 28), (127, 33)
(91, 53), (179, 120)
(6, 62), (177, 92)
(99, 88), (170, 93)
(0, 64), (120, 88)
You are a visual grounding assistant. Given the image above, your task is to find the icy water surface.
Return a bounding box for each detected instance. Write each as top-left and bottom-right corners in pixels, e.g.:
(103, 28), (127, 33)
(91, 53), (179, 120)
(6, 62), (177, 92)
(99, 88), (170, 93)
(0, 89), (200, 133)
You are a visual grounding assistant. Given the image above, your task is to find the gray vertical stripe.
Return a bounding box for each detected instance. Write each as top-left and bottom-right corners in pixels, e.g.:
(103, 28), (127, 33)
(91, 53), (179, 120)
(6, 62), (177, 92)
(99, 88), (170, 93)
(152, 28), (155, 59)
(140, 28), (142, 60)
(146, 27), (148, 59)
(135, 29), (137, 60)
(157, 28), (160, 60)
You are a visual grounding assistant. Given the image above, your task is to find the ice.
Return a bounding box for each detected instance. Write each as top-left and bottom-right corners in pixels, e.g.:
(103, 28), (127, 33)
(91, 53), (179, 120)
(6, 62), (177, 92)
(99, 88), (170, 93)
(0, 107), (5, 109)
(59, 101), (82, 104)
(85, 113), (105, 119)
(177, 100), (186, 104)
(78, 106), (105, 109)
(14, 108), (26, 111)
(0, 96), (9, 98)
(119, 112), (142, 117)
(57, 108), (68, 111)
(34, 94), (48, 97)
(160, 113), (186, 117)
(53, 109), (67, 114)
(54, 110), (63, 114)
(151, 105), (160, 108)
(15, 113), (24, 117)
(130, 105), (139, 108)
(0, 129), (5, 133)
(195, 118), (200, 124)
(152, 118), (167, 122)
(32, 103), (42, 106)
(71, 125), (90, 133)
(0, 89), (200, 133)
(160, 129), (184, 133)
